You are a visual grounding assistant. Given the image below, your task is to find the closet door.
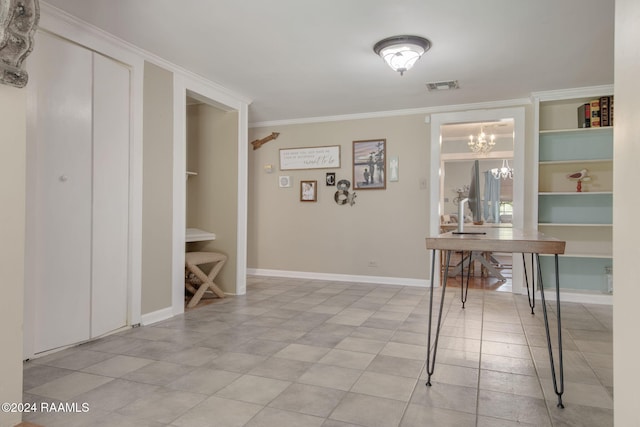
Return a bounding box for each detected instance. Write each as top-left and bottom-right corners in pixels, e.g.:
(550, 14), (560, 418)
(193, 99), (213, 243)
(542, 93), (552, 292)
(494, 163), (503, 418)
(28, 32), (93, 353)
(25, 34), (132, 356)
(91, 53), (130, 337)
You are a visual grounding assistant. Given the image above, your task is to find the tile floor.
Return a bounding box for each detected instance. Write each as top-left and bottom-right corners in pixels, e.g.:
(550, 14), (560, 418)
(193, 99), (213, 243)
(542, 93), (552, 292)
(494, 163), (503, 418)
(22, 276), (613, 427)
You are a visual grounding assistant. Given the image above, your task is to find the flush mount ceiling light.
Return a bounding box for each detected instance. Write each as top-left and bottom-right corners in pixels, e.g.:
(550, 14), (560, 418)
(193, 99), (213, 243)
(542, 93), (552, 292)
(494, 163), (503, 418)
(373, 35), (431, 76)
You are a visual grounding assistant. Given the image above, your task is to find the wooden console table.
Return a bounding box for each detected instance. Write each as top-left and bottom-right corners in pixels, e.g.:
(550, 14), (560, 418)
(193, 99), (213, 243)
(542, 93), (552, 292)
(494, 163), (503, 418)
(425, 228), (567, 407)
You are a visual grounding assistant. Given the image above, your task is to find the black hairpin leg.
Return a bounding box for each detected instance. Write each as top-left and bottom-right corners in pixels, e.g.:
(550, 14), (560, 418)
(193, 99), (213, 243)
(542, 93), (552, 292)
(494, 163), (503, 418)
(523, 253), (536, 314)
(535, 253), (565, 408)
(460, 251), (471, 309)
(426, 249), (450, 387)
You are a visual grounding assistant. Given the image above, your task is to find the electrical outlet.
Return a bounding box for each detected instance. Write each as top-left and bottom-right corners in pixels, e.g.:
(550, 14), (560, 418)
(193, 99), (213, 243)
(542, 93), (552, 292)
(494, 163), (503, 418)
(368, 261), (378, 267)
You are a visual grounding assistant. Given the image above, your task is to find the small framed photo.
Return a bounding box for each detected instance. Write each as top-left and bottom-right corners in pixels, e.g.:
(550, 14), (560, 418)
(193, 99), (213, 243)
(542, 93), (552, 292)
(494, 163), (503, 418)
(300, 180), (317, 202)
(279, 176), (291, 188)
(326, 172), (336, 186)
(353, 139), (386, 190)
(389, 156), (399, 182)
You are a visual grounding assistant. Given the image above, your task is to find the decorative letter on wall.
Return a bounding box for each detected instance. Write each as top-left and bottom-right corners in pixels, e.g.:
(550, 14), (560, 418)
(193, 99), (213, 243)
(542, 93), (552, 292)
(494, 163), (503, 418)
(0, 0), (40, 88)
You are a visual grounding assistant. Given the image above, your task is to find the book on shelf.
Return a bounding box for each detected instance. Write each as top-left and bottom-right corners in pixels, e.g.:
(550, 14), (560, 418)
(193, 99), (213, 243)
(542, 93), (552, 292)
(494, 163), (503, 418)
(590, 99), (601, 127)
(600, 96), (610, 126)
(577, 103), (590, 128)
(576, 96), (614, 128)
(609, 96), (614, 126)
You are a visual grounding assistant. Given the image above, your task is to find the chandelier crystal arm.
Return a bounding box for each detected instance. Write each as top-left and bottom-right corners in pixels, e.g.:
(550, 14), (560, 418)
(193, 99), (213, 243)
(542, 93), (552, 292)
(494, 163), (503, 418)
(468, 126), (496, 155)
(491, 159), (513, 179)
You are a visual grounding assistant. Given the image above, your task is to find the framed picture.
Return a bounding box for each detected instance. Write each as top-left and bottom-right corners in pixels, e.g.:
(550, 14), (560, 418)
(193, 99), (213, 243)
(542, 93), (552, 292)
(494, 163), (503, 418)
(300, 180), (317, 202)
(389, 156), (399, 182)
(326, 172), (336, 186)
(353, 139), (386, 190)
(280, 146), (341, 170)
(279, 176), (291, 188)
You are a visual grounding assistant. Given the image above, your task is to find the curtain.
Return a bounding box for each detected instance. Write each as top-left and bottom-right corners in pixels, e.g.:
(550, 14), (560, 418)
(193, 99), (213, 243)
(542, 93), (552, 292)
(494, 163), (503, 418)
(483, 171), (501, 223)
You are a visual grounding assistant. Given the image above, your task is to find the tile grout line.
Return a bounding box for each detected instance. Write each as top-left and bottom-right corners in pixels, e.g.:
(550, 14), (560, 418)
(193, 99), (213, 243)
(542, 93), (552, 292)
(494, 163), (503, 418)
(474, 287), (486, 427)
(516, 293), (557, 426)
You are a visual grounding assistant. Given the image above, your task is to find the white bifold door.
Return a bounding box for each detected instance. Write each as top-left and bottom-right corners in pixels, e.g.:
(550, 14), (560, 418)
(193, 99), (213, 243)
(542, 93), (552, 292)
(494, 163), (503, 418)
(24, 32), (130, 356)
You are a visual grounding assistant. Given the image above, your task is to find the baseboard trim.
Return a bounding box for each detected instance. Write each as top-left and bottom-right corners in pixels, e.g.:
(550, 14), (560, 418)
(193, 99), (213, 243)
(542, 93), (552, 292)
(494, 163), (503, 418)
(531, 289), (613, 305)
(247, 268), (429, 288)
(141, 307), (174, 325)
(248, 269), (612, 304)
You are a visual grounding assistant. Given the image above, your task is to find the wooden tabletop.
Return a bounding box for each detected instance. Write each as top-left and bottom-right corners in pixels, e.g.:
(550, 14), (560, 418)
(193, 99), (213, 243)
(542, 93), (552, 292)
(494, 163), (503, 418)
(426, 227), (565, 254)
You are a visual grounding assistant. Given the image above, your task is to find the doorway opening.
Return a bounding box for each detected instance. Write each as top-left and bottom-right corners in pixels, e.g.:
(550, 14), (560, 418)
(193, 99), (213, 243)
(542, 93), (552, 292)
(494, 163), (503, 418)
(429, 107), (526, 293)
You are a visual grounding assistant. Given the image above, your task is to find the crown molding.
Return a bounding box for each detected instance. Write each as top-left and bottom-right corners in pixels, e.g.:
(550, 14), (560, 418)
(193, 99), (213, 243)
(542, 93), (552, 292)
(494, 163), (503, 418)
(531, 84), (614, 102)
(249, 97), (531, 128)
(39, 1), (252, 107)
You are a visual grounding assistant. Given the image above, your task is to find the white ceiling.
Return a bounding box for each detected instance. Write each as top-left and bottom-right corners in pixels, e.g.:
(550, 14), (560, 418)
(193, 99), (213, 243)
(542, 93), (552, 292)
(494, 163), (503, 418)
(42, 0), (614, 125)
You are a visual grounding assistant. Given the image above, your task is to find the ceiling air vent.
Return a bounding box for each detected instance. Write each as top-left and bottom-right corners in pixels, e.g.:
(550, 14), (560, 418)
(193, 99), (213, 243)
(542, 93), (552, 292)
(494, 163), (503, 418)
(426, 80), (459, 91)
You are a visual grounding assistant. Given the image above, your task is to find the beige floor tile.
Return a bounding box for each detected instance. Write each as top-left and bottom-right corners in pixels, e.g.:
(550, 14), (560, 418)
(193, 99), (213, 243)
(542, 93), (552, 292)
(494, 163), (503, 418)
(81, 355), (154, 377)
(27, 372), (113, 401)
(401, 404), (476, 427)
(171, 395), (262, 427)
(298, 364), (362, 391)
(379, 341), (427, 360)
(335, 337), (386, 354)
(410, 379), (477, 414)
(350, 371), (417, 401)
(215, 374), (290, 405)
(121, 361), (195, 386)
(477, 389), (551, 426)
(245, 407), (325, 427)
(273, 343), (332, 362)
(248, 356), (313, 381)
(116, 388), (206, 424)
(269, 383), (345, 417)
(480, 369), (543, 399)
(319, 348), (375, 370)
(167, 367), (241, 395)
(329, 392), (406, 427)
(22, 278), (613, 427)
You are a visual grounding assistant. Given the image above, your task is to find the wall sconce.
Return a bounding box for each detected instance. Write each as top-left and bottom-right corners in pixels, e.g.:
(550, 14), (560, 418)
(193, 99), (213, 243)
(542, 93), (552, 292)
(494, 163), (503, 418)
(373, 35), (431, 76)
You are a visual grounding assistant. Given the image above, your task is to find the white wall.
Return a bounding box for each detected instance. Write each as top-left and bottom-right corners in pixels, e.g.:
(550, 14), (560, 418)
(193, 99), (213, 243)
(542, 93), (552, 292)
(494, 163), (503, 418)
(141, 62), (174, 314)
(248, 114), (430, 283)
(186, 104), (239, 292)
(0, 85), (26, 427)
(613, 0), (640, 424)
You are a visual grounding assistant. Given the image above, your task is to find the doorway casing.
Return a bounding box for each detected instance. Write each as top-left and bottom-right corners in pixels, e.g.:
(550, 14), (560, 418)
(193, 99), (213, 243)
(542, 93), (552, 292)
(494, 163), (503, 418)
(172, 74), (250, 316)
(428, 107), (526, 292)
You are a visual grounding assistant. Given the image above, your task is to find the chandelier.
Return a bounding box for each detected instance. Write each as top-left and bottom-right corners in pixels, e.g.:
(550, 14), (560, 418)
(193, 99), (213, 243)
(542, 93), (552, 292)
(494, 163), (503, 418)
(491, 159), (514, 180)
(468, 126), (496, 154)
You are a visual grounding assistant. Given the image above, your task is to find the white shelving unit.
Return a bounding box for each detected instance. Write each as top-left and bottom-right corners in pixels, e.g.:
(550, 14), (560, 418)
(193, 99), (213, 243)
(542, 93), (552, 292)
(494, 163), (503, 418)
(533, 87), (614, 295)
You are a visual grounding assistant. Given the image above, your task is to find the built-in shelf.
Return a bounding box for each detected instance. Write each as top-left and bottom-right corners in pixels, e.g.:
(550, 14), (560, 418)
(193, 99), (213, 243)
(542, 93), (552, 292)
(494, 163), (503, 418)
(185, 227), (216, 242)
(546, 253), (613, 259)
(539, 127), (613, 135)
(538, 191), (612, 196)
(535, 89), (614, 295)
(538, 222), (612, 227)
(539, 159), (612, 165)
